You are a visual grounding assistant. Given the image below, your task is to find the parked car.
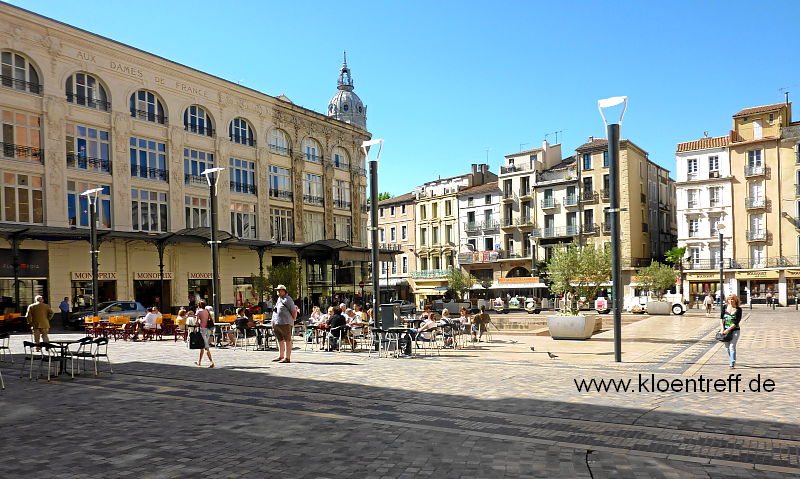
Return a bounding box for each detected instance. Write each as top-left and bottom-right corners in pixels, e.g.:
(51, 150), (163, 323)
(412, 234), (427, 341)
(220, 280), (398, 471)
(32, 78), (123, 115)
(624, 293), (686, 315)
(390, 299), (416, 315)
(67, 301), (147, 330)
(432, 299), (471, 315)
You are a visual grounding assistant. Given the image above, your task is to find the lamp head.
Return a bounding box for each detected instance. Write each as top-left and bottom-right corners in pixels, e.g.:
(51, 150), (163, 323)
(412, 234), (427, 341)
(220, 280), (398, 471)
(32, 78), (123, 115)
(201, 167), (226, 189)
(361, 138), (384, 162)
(597, 96), (628, 126)
(80, 187), (105, 204)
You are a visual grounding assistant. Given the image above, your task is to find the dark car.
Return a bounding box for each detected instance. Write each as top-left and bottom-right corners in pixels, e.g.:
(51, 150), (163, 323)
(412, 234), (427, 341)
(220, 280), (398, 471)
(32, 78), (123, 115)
(390, 300), (416, 315)
(66, 301), (147, 330)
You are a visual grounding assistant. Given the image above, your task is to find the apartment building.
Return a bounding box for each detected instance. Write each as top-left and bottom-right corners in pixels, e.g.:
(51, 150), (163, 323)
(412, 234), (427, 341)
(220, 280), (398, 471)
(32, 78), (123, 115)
(675, 136), (734, 302)
(411, 164), (495, 304)
(376, 193), (415, 302)
(0, 4), (374, 312)
(456, 181), (501, 286)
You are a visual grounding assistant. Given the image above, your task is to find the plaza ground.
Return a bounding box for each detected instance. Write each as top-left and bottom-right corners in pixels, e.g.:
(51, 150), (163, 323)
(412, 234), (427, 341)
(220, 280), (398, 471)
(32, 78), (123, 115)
(0, 307), (798, 478)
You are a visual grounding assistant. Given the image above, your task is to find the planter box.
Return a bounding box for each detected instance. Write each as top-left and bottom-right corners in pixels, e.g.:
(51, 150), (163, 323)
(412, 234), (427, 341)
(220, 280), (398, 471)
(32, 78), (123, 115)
(547, 315), (594, 340)
(593, 317), (603, 333)
(646, 301), (671, 315)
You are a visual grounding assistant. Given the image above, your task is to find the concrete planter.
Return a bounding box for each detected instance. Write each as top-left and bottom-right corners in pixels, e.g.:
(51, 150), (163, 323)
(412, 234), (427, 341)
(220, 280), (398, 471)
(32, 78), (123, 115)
(646, 301), (671, 315)
(547, 315), (594, 340)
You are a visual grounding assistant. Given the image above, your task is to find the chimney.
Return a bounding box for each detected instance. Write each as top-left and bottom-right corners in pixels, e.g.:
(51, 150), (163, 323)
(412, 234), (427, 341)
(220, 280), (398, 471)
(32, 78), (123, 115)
(588, 136), (594, 143)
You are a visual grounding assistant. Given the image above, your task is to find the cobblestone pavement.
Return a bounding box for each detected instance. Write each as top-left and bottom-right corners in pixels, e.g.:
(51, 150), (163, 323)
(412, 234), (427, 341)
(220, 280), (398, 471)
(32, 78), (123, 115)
(0, 308), (798, 478)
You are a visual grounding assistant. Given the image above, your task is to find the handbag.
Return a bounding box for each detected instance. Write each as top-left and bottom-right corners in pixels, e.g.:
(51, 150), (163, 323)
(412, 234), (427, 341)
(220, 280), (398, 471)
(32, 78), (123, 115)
(189, 330), (205, 349)
(715, 330), (733, 342)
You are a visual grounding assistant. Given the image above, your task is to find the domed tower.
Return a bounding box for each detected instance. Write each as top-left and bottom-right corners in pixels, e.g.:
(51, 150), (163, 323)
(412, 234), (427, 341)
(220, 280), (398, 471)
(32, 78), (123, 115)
(327, 52), (367, 130)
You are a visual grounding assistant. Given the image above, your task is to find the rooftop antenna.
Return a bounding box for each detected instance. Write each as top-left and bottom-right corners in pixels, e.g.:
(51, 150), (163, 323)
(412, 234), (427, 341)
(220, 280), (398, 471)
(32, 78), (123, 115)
(704, 131), (709, 138)
(553, 130), (563, 144)
(519, 142), (529, 151)
(485, 147), (490, 162)
(779, 87), (791, 105)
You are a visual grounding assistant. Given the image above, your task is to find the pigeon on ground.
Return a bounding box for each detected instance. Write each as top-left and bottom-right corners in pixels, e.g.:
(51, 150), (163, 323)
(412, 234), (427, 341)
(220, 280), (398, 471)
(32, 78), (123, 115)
(547, 352), (558, 359)
(510, 340), (518, 344)
(529, 346), (535, 351)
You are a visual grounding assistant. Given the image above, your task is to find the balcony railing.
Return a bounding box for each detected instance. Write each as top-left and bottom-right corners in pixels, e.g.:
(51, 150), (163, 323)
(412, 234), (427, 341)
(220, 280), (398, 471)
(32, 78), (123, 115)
(131, 165), (167, 181)
(303, 194), (324, 206)
(628, 257), (652, 268)
(745, 230), (767, 241)
(464, 222), (481, 233)
(582, 223), (598, 234)
(66, 92), (111, 111)
(334, 162), (350, 170)
(532, 226), (578, 238)
(1, 75), (42, 94)
(564, 195), (578, 207)
(67, 153), (110, 172)
(333, 199), (351, 210)
(686, 259), (732, 270)
(518, 187), (532, 197)
(541, 198), (558, 209)
(501, 190), (514, 200)
(744, 197), (767, 209)
(602, 222), (611, 233)
(269, 189), (293, 201)
(231, 182), (257, 195)
(305, 154), (322, 163)
(230, 135), (256, 147)
(516, 216), (533, 227)
(184, 174), (206, 186)
(500, 164), (530, 174)
(483, 220), (499, 230)
(601, 189), (610, 200)
(458, 251), (500, 264)
(580, 189), (597, 202)
(411, 269), (451, 279)
(744, 165), (767, 177)
(501, 217), (515, 227)
(498, 250), (528, 259)
(2, 142), (43, 162)
(131, 109), (167, 125)
(269, 144), (290, 156)
(185, 124), (214, 137)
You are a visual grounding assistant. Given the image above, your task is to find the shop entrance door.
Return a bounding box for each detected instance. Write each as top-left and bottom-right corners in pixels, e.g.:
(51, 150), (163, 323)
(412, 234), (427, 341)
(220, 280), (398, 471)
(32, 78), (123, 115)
(188, 279), (212, 306)
(71, 280), (117, 313)
(134, 280), (171, 310)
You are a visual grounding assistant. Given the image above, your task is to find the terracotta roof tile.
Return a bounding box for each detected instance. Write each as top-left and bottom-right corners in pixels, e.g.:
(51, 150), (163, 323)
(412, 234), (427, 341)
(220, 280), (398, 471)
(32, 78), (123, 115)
(676, 136), (729, 152)
(733, 103), (787, 118)
(457, 181), (499, 195)
(378, 192), (414, 206)
(575, 138), (609, 150)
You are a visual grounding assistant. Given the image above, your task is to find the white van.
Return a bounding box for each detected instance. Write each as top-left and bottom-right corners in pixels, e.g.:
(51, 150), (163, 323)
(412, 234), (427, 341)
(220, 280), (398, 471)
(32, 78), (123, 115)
(624, 293), (686, 315)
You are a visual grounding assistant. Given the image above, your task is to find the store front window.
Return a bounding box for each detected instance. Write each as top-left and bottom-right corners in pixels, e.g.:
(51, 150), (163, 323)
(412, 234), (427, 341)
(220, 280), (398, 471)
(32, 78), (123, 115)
(70, 280), (116, 312)
(0, 278), (47, 310)
(232, 277), (258, 307)
(188, 279), (211, 306)
(133, 279), (171, 310)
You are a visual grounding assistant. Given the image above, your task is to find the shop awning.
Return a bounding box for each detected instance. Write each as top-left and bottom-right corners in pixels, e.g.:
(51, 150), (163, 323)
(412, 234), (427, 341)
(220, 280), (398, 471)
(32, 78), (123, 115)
(490, 282), (548, 289)
(379, 278), (408, 287)
(414, 289), (447, 296)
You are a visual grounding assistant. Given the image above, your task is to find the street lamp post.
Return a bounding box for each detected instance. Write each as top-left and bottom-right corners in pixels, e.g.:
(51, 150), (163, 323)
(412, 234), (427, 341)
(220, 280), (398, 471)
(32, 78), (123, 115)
(201, 167), (226, 323)
(80, 187), (105, 319)
(598, 96), (628, 363)
(717, 223), (726, 313)
(361, 138), (384, 322)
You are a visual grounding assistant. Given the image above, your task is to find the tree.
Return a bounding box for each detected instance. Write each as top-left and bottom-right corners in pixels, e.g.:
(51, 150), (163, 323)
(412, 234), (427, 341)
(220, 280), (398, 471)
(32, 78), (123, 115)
(664, 246), (687, 296)
(266, 260), (301, 300)
(446, 268), (477, 301)
(249, 272), (270, 305)
(378, 192), (393, 201)
(545, 241), (612, 314)
(635, 261), (678, 300)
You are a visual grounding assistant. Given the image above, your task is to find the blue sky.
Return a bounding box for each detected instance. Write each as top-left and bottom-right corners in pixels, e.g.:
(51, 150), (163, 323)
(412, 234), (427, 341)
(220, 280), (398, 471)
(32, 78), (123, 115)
(10, 0), (800, 196)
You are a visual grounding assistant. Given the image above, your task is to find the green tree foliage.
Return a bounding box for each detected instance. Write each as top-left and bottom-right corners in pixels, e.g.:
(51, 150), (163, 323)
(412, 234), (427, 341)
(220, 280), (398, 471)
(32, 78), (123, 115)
(664, 247), (687, 266)
(545, 241), (611, 313)
(267, 260), (300, 299)
(446, 268), (477, 300)
(378, 192), (393, 201)
(249, 273), (270, 304)
(635, 261), (678, 300)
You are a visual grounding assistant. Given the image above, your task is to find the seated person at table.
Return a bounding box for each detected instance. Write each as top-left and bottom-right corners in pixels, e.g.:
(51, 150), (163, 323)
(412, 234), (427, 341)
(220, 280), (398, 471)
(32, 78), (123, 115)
(439, 309), (455, 347)
(321, 306), (334, 325)
(309, 306), (323, 324)
(471, 306), (491, 342)
(132, 306), (161, 340)
(227, 307), (257, 346)
(347, 308), (366, 350)
(185, 310), (197, 327)
(420, 305), (433, 319)
(326, 307), (347, 351)
(401, 315), (438, 355)
(175, 308), (188, 331)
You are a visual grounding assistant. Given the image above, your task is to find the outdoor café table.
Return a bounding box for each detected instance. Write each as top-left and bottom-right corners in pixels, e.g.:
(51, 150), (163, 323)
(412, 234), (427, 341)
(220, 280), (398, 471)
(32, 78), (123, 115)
(47, 339), (81, 376)
(253, 323), (273, 350)
(308, 324), (328, 350)
(400, 318), (424, 328)
(213, 323), (232, 347)
(386, 327), (414, 358)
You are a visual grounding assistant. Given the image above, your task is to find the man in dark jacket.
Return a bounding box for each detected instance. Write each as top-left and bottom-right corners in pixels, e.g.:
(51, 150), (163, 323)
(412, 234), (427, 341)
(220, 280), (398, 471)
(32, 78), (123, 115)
(326, 307), (347, 351)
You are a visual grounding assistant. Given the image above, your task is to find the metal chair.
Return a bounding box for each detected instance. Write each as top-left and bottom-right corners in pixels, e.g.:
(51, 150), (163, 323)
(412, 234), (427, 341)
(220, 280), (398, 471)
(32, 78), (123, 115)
(414, 327), (441, 356)
(68, 336), (96, 376)
(0, 332), (12, 363)
(20, 341), (44, 380)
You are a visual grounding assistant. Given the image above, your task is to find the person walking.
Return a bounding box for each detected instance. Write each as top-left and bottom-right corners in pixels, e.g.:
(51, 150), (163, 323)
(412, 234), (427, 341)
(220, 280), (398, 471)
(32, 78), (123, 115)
(194, 300), (214, 368)
(26, 295), (54, 350)
(721, 294), (743, 369)
(59, 296), (71, 328)
(271, 285), (297, 363)
(703, 293), (714, 316)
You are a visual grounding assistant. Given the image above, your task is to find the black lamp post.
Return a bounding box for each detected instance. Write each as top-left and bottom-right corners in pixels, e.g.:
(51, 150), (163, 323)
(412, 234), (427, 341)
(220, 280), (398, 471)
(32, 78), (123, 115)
(202, 167), (225, 323)
(362, 139), (384, 319)
(80, 187), (104, 319)
(598, 96), (627, 363)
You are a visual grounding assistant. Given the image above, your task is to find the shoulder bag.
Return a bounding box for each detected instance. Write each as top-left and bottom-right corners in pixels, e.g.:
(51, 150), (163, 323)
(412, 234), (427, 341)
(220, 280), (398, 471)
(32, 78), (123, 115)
(715, 330), (733, 342)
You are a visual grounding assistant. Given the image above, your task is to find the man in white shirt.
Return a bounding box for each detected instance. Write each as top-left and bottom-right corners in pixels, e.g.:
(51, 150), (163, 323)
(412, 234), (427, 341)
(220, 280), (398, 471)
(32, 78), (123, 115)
(132, 306), (161, 340)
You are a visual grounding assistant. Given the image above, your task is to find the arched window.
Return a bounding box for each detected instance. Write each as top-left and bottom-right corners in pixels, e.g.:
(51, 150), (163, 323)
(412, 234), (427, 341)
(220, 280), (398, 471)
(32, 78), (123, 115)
(332, 146), (349, 169)
(302, 137), (322, 163)
(1, 51), (41, 94)
(269, 129), (289, 155)
(229, 117), (254, 146)
(507, 266), (530, 278)
(130, 90), (166, 124)
(184, 105), (214, 136)
(66, 72), (110, 111)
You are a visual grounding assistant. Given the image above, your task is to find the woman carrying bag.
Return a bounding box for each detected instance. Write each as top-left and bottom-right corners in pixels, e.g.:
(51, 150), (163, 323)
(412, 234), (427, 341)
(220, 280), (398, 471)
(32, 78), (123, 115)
(720, 294), (742, 369)
(194, 300), (215, 368)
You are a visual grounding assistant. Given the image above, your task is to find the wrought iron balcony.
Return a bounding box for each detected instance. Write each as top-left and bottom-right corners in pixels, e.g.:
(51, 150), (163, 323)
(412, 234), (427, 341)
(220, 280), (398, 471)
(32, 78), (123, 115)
(532, 226), (578, 238)
(500, 164), (530, 174)
(483, 220), (499, 230)
(411, 269), (451, 279)
(334, 161), (350, 170)
(305, 153), (322, 163)
(303, 194), (324, 206)
(1, 75), (42, 94)
(501, 217), (515, 227)
(66, 92), (111, 111)
(458, 250), (500, 264)
(744, 197), (767, 209)
(602, 222), (611, 233)
(564, 195), (578, 207)
(131, 165), (167, 181)
(541, 198), (558, 209)
(464, 222), (481, 233)
(501, 190), (514, 201)
(744, 165), (768, 177)
(269, 144), (290, 156)
(333, 199), (351, 210)
(516, 215), (534, 227)
(685, 259), (731, 270)
(185, 124), (214, 137)
(356, 167), (367, 176)
(627, 257), (652, 268)
(230, 182), (257, 195)
(269, 189), (293, 201)
(582, 223), (598, 234)
(184, 174), (206, 186)
(580, 189), (597, 202)
(518, 187), (532, 198)
(601, 189), (610, 200)
(498, 249), (528, 259)
(230, 135), (256, 147)
(2, 142), (43, 162)
(67, 153), (110, 172)
(745, 230), (767, 242)
(131, 109), (167, 125)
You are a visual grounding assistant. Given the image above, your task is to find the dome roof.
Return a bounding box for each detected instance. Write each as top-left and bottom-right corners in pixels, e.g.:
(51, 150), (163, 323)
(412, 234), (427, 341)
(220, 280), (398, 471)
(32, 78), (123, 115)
(327, 52), (367, 130)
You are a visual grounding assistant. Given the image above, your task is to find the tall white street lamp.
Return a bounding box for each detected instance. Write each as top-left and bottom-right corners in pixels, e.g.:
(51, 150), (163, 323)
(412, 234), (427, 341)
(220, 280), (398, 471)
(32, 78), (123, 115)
(598, 96), (627, 363)
(80, 187), (105, 319)
(361, 138), (384, 320)
(201, 167), (226, 323)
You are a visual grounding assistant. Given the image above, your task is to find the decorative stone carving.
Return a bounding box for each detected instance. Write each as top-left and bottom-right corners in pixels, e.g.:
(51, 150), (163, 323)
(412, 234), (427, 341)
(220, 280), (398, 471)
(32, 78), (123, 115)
(44, 95), (65, 141)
